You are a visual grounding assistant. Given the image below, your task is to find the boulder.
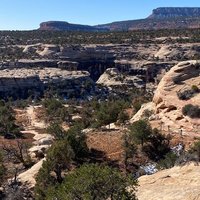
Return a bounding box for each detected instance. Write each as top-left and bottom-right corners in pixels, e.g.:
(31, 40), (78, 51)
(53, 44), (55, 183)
(137, 163), (200, 200)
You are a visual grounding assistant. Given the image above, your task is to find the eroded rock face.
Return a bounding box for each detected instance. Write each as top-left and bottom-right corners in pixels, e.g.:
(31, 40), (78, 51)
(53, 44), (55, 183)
(96, 7), (200, 31)
(97, 68), (144, 88)
(0, 68), (94, 99)
(131, 61), (200, 137)
(137, 163), (200, 200)
(39, 8), (200, 31)
(148, 7), (200, 19)
(39, 21), (107, 31)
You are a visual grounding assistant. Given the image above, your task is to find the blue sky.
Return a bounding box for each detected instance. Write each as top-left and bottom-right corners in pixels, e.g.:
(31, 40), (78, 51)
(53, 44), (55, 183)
(0, 0), (200, 30)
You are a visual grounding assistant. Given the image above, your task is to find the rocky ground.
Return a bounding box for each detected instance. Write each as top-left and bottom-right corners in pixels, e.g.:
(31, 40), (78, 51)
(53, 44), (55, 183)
(137, 163), (200, 200)
(131, 60), (200, 147)
(17, 106), (53, 188)
(0, 31), (200, 199)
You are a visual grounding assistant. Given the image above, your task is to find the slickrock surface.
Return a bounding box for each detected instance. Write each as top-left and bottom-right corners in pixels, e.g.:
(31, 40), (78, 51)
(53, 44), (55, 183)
(0, 68), (89, 80)
(153, 60), (200, 135)
(18, 106), (53, 188)
(137, 163), (200, 200)
(0, 68), (91, 94)
(97, 68), (143, 88)
(18, 159), (45, 188)
(131, 60), (200, 137)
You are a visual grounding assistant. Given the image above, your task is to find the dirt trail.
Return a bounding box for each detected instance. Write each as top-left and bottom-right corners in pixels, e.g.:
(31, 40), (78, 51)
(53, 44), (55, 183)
(17, 106), (52, 187)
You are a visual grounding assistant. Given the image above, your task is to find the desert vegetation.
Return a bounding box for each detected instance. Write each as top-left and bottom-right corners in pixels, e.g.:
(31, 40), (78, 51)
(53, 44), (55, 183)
(182, 104), (200, 118)
(0, 24), (200, 200)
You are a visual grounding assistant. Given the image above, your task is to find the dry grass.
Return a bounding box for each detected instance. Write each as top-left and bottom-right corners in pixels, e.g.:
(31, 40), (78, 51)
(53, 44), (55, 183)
(87, 129), (125, 162)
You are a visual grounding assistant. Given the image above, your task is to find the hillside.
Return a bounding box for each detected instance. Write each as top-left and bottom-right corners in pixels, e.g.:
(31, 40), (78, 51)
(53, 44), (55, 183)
(96, 7), (200, 31)
(148, 7), (200, 19)
(39, 7), (200, 31)
(39, 21), (107, 31)
(137, 163), (200, 200)
(131, 60), (200, 146)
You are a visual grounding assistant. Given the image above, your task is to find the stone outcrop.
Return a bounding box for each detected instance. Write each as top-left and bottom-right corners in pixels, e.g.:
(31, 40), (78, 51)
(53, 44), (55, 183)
(39, 21), (107, 31)
(97, 68), (144, 88)
(16, 42), (200, 83)
(2, 43), (200, 99)
(39, 7), (200, 31)
(18, 159), (45, 188)
(131, 60), (200, 137)
(148, 7), (200, 19)
(97, 17), (200, 31)
(96, 7), (200, 31)
(137, 163), (200, 200)
(0, 68), (94, 99)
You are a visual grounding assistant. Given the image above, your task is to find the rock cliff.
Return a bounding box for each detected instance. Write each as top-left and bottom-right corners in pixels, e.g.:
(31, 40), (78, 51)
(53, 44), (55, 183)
(97, 7), (200, 30)
(0, 68), (94, 99)
(97, 68), (143, 88)
(39, 21), (107, 31)
(148, 7), (200, 19)
(39, 8), (200, 31)
(131, 61), (200, 139)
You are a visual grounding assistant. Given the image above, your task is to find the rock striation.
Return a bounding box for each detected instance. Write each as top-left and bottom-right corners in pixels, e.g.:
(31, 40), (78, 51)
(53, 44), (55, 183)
(39, 8), (200, 31)
(137, 163), (200, 200)
(131, 60), (200, 138)
(97, 68), (144, 88)
(97, 7), (200, 31)
(39, 21), (107, 31)
(0, 68), (94, 99)
(148, 7), (200, 19)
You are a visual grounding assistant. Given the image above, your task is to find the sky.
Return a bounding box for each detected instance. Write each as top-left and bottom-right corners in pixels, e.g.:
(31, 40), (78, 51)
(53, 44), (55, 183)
(0, 0), (200, 30)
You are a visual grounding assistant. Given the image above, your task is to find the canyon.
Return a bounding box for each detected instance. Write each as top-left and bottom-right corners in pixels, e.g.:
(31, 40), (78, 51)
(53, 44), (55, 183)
(1, 40), (200, 99)
(1, 16), (200, 199)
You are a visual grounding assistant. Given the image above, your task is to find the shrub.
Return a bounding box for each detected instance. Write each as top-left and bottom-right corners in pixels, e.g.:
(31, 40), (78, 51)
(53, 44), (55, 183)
(118, 110), (129, 124)
(191, 85), (199, 93)
(129, 120), (152, 146)
(158, 152), (177, 169)
(177, 90), (194, 100)
(188, 140), (200, 160)
(94, 100), (129, 127)
(177, 86), (199, 100)
(42, 98), (70, 122)
(45, 164), (137, 200)
(142, 128), (171, 161)
(182, 104), (200, 118)
(0, 101), (21, 138)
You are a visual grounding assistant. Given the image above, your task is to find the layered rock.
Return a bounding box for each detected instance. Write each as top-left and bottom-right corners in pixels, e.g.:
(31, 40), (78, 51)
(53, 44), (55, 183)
(97, 68), (144, 88)
(0, 68), (93, 99)
(39, 8), (200, 31)
(148, 7), (200, 19)
(137, 163), (200, 200)
(131, 61), (200, 137)
(39, 21), (107, 31)
(96, 7), (200, 31)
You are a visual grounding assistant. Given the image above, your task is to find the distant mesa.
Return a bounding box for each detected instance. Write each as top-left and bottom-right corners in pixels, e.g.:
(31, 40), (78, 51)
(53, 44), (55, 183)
(39, 7), (200, 31)
(39, 21), (108, 32)
(148, 7), (200, 19)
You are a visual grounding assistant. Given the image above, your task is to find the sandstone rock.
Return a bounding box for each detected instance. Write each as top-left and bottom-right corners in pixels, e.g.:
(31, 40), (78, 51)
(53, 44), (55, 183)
(131, 60), (200, 137)
(18, 159), (45, 188)
(137, 163), (200, 200)
(97, 68), (144, 88)
(37, 136), (54, 146)
(148, 7), (200, 19)
(130, 102), (156, 123)
(0, 67), (93, 98)
(36, 44), (60, 57)
(39, 21), (107, 31)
